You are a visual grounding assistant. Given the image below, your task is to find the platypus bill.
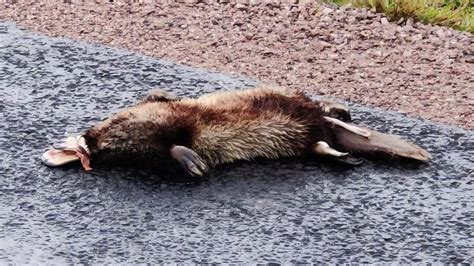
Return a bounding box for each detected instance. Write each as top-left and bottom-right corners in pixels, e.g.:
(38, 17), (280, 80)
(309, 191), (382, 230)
(42, 86), (431, 177)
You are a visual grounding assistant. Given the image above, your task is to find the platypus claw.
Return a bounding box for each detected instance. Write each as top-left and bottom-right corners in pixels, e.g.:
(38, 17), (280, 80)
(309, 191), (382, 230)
(170, 145), (210, 177)
(334, 155), (364, 166)
(313, 141), (363, 166)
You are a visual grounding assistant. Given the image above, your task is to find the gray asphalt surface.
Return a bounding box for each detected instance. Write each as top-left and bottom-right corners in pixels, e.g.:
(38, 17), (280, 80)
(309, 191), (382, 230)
(0, 22), (473, 264)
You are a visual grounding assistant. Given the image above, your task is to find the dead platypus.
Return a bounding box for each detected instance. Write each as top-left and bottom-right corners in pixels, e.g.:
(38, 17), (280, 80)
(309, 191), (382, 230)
(42, 85), (431, 176)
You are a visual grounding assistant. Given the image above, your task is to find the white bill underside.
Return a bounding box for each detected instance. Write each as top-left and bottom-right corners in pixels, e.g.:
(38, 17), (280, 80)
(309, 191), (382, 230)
(42, 149), (80, 166)
(42, 135), (90, 167)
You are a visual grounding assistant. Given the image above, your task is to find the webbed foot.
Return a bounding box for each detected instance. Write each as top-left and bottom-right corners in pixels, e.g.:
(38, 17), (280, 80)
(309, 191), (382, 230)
(170, 145), (210, 177)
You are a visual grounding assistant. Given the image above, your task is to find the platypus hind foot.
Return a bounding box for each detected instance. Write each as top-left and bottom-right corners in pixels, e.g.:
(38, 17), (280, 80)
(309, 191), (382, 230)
(320, 101), (351, 122)
(170, 145), (210, 177)
(324, 116), (371, 138)
(314, 141), (363, 166)
(314, 141), (348, 157)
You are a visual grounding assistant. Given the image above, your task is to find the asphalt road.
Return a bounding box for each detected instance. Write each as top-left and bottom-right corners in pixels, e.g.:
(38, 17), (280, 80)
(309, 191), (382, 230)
(0, 22), (472, 264)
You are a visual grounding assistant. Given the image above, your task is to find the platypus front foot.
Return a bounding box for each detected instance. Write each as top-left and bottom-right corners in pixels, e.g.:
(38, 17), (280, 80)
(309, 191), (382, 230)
(170, 145), (210, 177)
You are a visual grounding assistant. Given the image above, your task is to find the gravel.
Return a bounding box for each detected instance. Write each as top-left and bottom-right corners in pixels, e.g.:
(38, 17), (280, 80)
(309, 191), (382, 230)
(1, 22), (473, 263)
(0, 1), (472, 128)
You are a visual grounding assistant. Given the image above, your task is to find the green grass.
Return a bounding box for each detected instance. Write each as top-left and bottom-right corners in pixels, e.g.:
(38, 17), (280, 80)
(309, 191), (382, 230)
(324, 0), (473, 33)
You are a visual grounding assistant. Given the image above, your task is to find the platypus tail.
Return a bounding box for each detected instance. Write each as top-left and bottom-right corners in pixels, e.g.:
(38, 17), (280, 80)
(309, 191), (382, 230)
(324, 117), (432, 162)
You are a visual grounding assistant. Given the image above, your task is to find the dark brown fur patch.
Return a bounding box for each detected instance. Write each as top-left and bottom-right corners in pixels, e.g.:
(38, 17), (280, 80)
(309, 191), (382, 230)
(249, 93), (335, 149)
(83, 115), (130, 154)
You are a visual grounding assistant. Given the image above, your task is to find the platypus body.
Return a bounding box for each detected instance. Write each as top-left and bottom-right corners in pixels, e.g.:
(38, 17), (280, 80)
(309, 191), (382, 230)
(42, 86), (431, 176)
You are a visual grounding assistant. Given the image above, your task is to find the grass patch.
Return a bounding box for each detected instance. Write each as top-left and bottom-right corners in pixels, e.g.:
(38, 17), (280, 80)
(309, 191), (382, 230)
(324, 0), (473, 33)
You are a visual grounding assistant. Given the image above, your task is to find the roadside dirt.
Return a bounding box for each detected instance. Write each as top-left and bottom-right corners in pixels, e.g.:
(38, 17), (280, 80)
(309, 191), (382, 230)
(0, 1), (472, 128)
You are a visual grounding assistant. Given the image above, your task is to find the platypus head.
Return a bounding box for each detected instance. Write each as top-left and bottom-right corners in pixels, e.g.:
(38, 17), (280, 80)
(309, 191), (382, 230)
(42, 135), (93, 171)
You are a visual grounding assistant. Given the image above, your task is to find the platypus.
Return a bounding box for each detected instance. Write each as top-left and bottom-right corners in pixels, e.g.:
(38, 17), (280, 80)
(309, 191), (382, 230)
(42, 85), (431, 176)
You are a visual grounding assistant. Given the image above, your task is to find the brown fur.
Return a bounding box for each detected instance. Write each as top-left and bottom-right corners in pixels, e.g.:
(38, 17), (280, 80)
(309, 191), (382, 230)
(80, 85), (430, 170)
(83, 86), (334, 167)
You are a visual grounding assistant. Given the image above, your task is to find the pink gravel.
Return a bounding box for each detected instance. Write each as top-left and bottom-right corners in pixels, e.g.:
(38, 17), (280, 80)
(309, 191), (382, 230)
(0, 1), (472, 129)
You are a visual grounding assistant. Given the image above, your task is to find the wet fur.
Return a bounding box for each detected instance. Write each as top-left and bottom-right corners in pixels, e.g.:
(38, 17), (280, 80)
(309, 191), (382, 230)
(82, 85), (430, 169)
(83, 86), (335, 167)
